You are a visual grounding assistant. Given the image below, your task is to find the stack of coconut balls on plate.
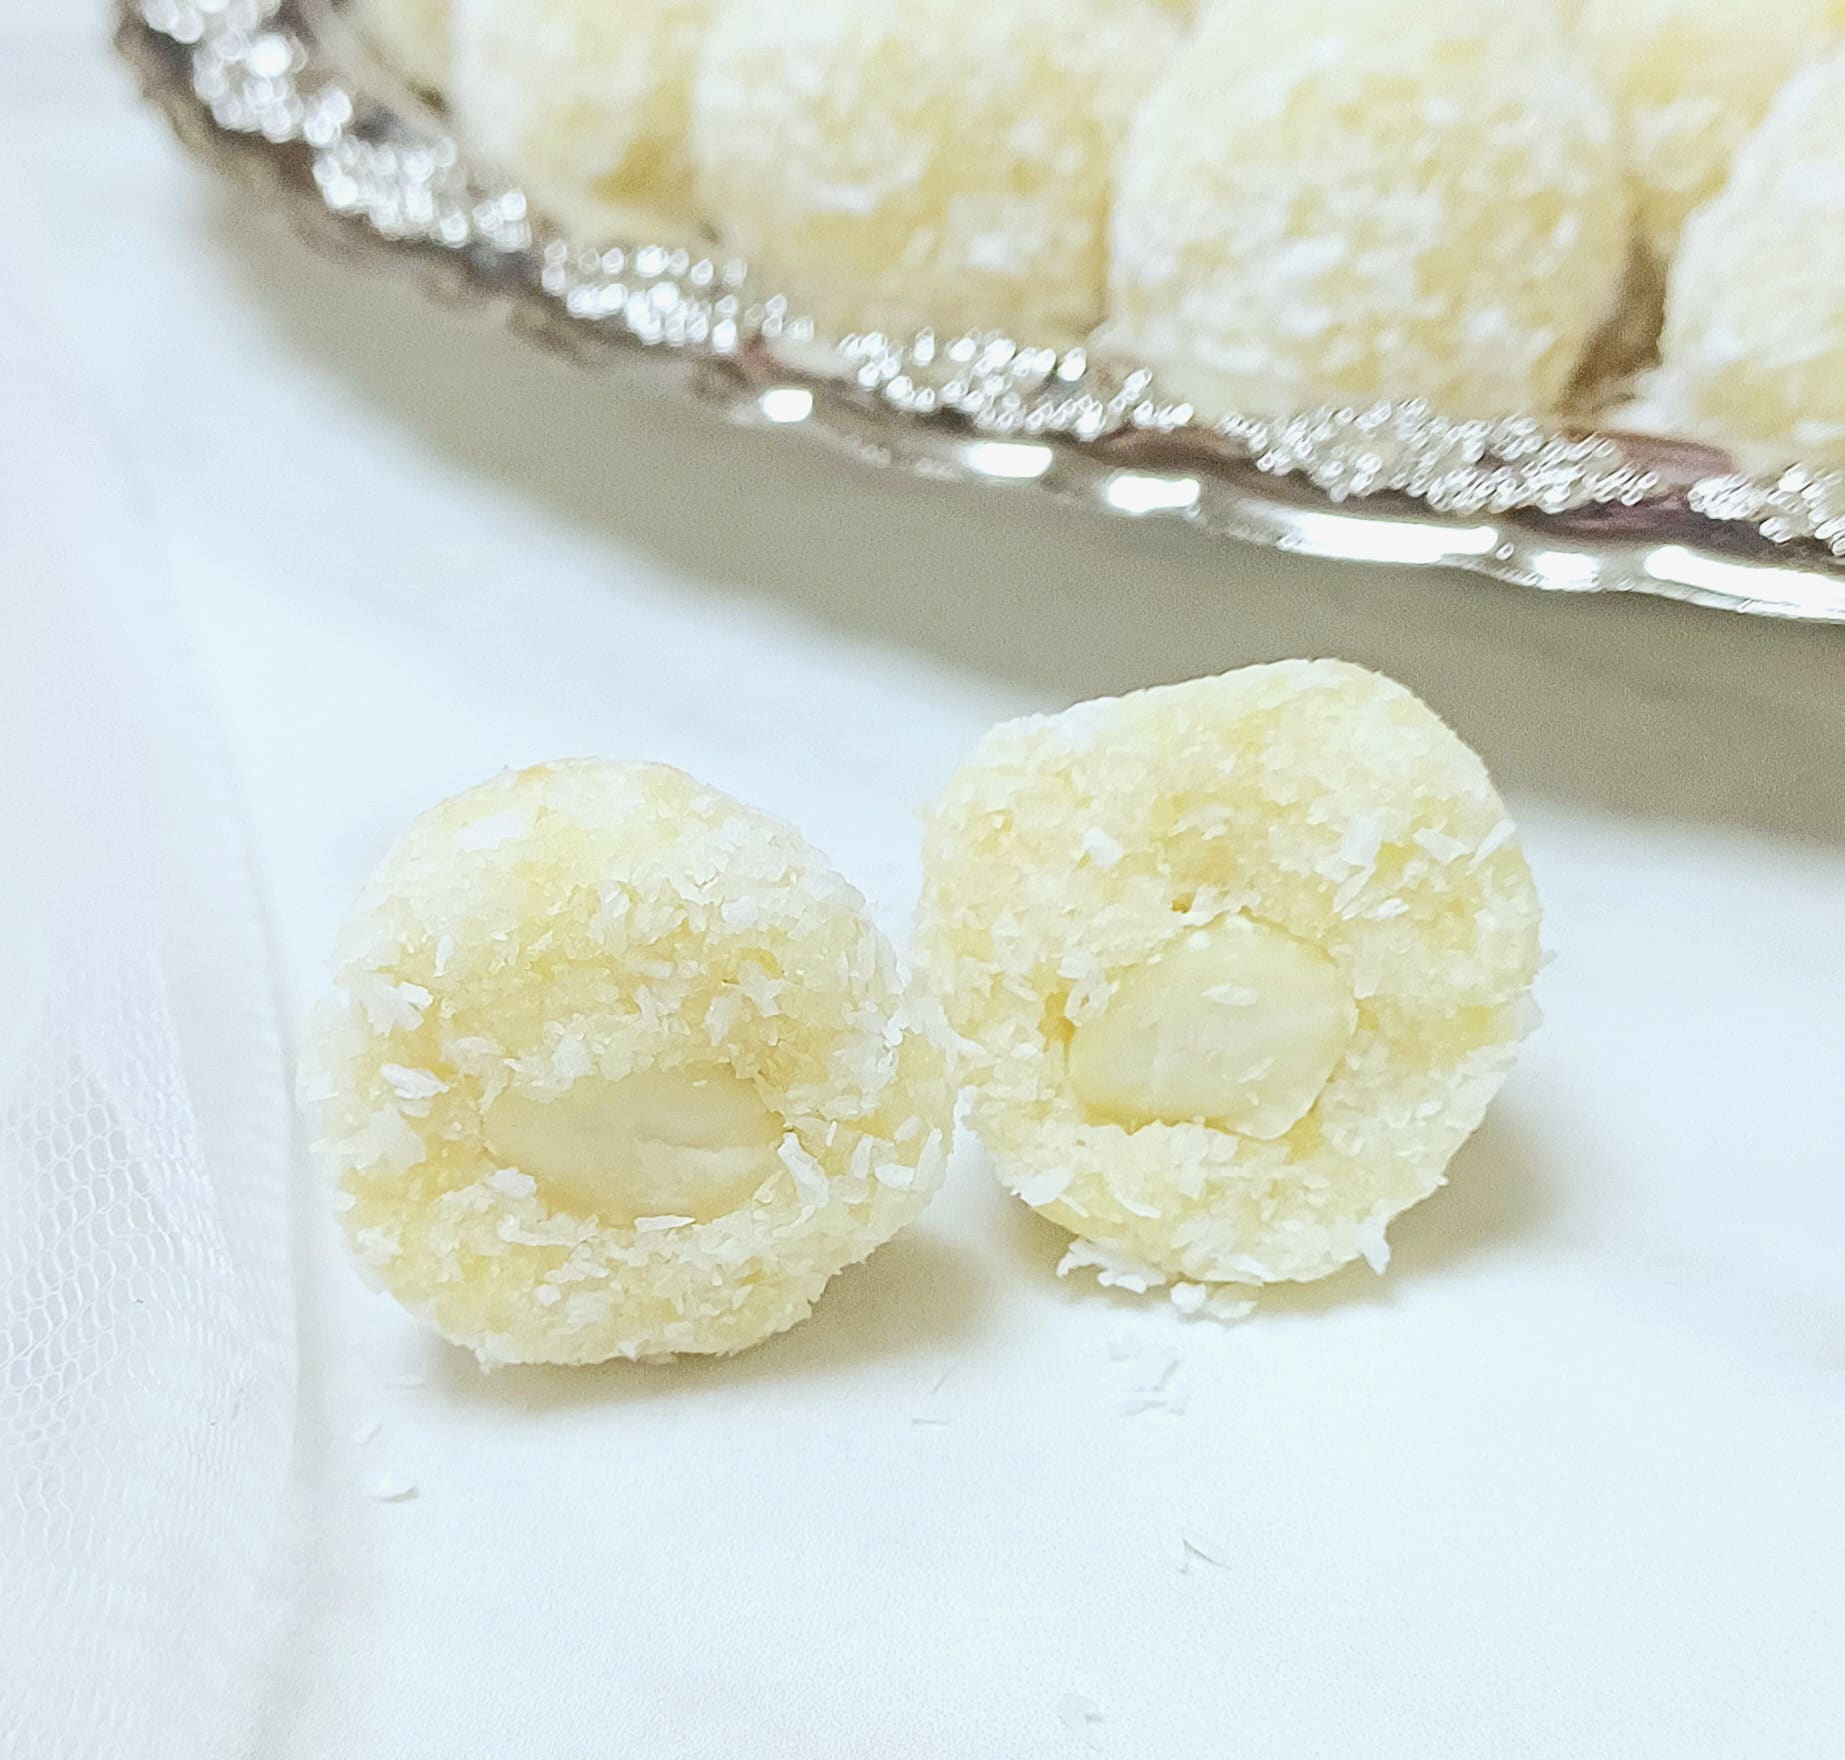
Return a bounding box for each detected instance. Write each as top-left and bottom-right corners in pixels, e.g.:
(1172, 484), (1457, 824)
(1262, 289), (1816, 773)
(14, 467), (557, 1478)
(358, 0), (1845, 466)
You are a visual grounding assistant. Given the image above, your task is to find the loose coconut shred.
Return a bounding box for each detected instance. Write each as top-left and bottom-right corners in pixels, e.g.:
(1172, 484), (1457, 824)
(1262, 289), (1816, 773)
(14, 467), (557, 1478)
(300, 761), (951, 1365)
(915, 662), (1541, 1304)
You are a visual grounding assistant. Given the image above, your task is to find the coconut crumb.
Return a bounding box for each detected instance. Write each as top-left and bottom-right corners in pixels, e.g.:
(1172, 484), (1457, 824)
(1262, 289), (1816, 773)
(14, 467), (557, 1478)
(1056, 1239), (1167, 1294)
(1174, 1531), (1231, 1575)
(362, 1470), (418, 1503)
(1057, 1693), (1106, 1752)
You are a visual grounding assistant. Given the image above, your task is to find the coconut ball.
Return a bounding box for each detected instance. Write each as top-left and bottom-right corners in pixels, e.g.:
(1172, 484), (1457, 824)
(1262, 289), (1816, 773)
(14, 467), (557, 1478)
(1108, 0), (1628, 419)
(450, 0), (718, 240)
(1656, 50), (1845, 468)
(356, 0), (451, 91)
(914, 662), (1541, 1305)
(690, 0), (1182, 342)
(1574, 0), (1845, 263)
(299, 761), (952, 1365)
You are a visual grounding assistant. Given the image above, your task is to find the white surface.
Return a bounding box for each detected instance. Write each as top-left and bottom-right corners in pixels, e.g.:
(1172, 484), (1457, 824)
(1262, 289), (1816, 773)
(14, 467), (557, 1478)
(5, 12), (1844, 1757)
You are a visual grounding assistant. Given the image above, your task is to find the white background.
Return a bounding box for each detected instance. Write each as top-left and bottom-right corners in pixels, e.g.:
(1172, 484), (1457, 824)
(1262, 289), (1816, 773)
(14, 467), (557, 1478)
(6, 10), (1844, 1756)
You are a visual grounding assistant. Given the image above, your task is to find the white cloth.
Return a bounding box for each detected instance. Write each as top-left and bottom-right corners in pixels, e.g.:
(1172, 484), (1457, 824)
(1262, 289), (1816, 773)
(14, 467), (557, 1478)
(4, 10), (1843, 1757)
(0, 263), (292, 1754)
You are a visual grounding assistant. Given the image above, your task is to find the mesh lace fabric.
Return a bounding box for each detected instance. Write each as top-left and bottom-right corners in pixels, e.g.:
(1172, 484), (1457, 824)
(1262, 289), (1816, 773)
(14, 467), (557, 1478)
(0, 269), (294, 1755)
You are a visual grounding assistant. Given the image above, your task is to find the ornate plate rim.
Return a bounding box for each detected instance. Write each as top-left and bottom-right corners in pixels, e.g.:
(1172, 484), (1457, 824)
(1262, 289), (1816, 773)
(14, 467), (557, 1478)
(117, 0), (1845, 626)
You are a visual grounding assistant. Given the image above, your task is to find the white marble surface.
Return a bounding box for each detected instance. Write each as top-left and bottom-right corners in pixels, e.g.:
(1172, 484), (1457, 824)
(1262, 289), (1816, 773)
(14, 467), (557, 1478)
(6, 11), (1844, 1757)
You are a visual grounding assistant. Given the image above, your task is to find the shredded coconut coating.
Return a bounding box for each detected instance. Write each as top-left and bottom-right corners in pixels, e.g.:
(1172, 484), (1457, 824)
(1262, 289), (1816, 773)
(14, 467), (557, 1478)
(915, 663), (1541, 1298)
(1655, 50), (1845, 469)
(450, 0), (718, 240)
(357, 0), (452, 90)
(1573, 0), (1845, 263)
(299, 762), (951, 1365)
(1108, 0), (1628, 419)
(690, 0), (1181, 342)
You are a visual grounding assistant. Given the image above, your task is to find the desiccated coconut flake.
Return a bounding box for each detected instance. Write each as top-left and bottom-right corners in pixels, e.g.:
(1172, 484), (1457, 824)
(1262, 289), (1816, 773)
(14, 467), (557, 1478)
(1122, 1343), (1181, 1394)
(1056, 1239), (1167, 1294)
(1057, 1693), (1106, 1752)
(1118, 1388), (1190, 1418)
(1204, 1287), (1258, 1324)
(381, 1063), (447, 1105)
(362, 1470), (418, 1503)
(486, 1166), (537, 1199)
(1175, 1531), (1231, 1575)
(1469, 819), (1516, 869)
(1081, 827), (1126, 868)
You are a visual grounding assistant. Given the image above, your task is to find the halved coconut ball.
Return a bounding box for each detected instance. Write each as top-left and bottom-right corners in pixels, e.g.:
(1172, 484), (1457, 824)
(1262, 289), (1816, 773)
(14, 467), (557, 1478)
(299, 761), (951, 1365)
(449, 0), (718, 240)
(690, 0), (1181, 342)
(1656, 48), (1845, 468)
(1108, 0), (1628, 418)
(915, 662), (1541, 1306)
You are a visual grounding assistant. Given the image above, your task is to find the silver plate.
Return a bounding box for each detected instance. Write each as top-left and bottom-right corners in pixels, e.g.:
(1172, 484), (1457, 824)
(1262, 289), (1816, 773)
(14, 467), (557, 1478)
(119, 0), (1845, 624)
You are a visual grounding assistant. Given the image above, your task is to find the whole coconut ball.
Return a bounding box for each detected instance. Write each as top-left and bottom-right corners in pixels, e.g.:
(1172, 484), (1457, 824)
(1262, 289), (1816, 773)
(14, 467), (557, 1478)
(1573, 0), (1845, 263)
(450, 0), (718, 240)
(1109, 0), (1629, 419)
(1657, 49), (1845, 468)
(691, 0), (1182, 342)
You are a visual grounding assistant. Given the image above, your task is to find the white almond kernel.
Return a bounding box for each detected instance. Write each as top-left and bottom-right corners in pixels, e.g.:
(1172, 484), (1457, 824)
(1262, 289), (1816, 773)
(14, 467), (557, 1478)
(483, 1065), (784, 1224)
(1066, 915), (1356, 1139)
